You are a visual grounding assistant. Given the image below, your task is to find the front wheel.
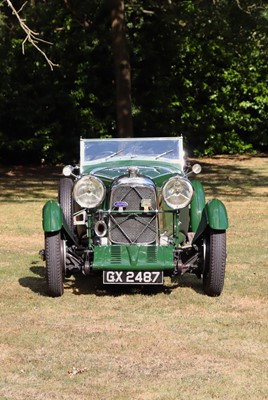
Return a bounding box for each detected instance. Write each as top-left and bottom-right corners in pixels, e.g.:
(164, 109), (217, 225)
(58, 178), (74, 233)
(203, 229), (226, 297)
(45, 232), (65, 297)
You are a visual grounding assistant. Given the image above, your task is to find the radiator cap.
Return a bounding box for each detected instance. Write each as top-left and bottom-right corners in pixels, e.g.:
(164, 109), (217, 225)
(128, 166), (139, 177)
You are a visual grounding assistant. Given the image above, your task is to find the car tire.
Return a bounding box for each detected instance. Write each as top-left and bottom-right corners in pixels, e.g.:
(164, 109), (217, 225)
(58, 177), (74, 232)
(45, 232), (65, 297)
(203, 228), (226, 297)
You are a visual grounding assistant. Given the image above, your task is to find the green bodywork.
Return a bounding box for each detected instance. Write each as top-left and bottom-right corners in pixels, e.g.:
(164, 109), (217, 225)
(93, 245), (174, 270)
(42, 200), (76, 243)
(81, 159), (180, 188)
(191, 180), (206, 232)
(42, 148), (228, 273)
(193, 198), (228, 243)
(207, 199), (228, 230)
(42, 200), (63, 232)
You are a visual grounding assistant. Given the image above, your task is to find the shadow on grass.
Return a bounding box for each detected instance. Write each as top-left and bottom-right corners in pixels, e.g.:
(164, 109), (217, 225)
(65, 273), (204, 296)
(65, 272), (205, 296)
(19, 265), (204, 297)
(191, 154), (268, 199)
(1, 156), (268, 202)
(19, 265), (48, 296)
(0, 166), (62, 202)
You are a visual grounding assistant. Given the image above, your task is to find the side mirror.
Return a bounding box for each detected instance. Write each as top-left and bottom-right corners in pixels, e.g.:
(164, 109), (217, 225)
(62, 165), (74, 176)
(184, 163), (202, 177)
(192, 164), (202, 174)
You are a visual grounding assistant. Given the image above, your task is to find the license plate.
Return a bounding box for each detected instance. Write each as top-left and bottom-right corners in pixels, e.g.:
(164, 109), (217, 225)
(103, 271), (163, 285)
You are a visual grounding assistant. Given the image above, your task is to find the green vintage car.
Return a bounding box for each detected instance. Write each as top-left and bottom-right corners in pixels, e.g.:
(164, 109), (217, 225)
(42, 137), (228, 297)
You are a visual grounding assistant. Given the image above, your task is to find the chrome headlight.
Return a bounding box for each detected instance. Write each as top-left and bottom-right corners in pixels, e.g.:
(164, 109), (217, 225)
(162, 176), (193, 209)
(73, 175), (106, 209)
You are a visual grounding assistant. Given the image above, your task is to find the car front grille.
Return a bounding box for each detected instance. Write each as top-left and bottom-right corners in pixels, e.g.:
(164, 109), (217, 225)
(109, 184), (158, 244)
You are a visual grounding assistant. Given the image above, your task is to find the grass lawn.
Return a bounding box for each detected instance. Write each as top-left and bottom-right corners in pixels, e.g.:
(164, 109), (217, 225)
(0, 156), (267, 400)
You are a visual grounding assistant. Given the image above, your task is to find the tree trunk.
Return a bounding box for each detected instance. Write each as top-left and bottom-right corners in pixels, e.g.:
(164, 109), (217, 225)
(110, 0), (133, 138)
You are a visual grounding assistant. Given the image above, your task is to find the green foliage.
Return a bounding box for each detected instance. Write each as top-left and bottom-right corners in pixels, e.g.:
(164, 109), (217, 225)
(0, 0), (267, 164)
(0, 0), (114, 164)
(127, 0), (268, 155)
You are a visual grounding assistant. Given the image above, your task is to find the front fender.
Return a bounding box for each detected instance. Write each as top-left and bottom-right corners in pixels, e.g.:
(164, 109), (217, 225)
(42, 200), (63, 233)
(193, 199), (228, 243)
(207, 198), (228, 230)
(190, 180), (206, 232)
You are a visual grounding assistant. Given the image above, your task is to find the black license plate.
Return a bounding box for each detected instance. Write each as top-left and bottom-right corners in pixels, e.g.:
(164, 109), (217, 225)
(103, 271), (163, 285)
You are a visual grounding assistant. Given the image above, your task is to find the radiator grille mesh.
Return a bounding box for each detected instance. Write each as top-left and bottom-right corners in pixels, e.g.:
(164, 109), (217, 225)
(109, 185), (158, 244)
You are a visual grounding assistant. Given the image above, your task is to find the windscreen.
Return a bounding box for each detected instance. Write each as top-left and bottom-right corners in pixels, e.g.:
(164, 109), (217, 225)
(81, 138), (182, 163)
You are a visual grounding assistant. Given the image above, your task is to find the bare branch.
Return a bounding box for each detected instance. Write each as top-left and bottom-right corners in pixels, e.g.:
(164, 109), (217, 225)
(4, 0), (59, 70)
(17, 1), (28, 14)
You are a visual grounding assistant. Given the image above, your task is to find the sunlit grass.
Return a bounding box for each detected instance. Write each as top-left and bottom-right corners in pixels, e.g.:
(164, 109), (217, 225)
(0, 156), (267, 400)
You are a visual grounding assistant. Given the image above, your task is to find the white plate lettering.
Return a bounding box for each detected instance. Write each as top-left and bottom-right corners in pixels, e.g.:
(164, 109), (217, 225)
(103, 271), (163, 285)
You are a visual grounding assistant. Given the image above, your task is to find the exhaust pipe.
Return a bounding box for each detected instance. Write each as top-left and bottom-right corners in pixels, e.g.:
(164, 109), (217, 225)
(94, 220), (107, 237)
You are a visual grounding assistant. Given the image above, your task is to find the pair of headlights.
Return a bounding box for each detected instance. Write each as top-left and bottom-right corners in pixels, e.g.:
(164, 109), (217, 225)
(72, 175), (193, 210)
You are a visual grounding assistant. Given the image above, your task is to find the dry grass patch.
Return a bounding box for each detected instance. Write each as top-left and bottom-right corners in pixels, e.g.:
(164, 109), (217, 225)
(0, 156), (267, 400)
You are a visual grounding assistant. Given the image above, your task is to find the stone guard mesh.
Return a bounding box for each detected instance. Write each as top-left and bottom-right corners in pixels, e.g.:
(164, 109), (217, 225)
(109, 185), (158, 244)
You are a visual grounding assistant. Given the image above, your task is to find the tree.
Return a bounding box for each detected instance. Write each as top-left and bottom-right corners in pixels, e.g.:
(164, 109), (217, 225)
(110, 0), (133, 137)
(0, 0), (267, 164)
(0, 0), (115, 163)
(127, 0), (268, 154)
